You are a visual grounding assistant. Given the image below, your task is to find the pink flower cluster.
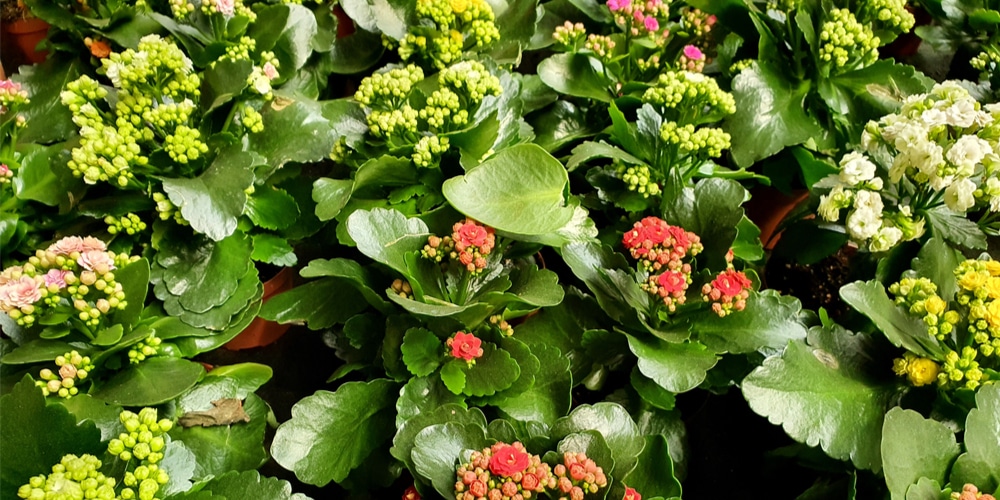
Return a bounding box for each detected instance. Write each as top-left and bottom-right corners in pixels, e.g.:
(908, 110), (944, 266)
(552, 452), (609, 499)
(0, 164), (12, 184)
(623, 217), (703, 311)
(701, 268), (753, 317)
(679, 45), (706, 72)
(606, 0), (669, 36)
(447, 331), (484, 364)
(455, 442), (555, 500)
(0, 273), (42, 314)
(0, 79), (29, 108)
(422, 219), (497, 274)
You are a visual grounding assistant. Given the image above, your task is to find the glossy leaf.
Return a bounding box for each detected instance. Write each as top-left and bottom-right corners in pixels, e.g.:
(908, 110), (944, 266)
(742, 325), (902, 471)
(170, 393), (269, 479)
(881, 408), (959, 500)
(340, 0), (410, 39)
(621, 435), (683, 499)
(554, 431), (614, 500)
(493, 344), (572, 427)
(442, 144), (576, 235)
(201, 470), (313, 499)
(247, 186), (300, 231)
(661, 177), (747, 270)
(412, 422), (490, 498)
(13, 143), (81, 206)
(456, 343), (520, 397)
(161, 150), (258, 241)
(391, 403), (486, 472)
(395, 376), (467, 427)
(0, 376), (103, 499)
(402, 328), (443, 376)
(271, 379), (398, 486)
(911, 237), (962, 301)
(299, 258), (393, 313)
(950, 384), (1000, 492)
(248, 96), (363, 176)
(551, 402), (644, 483)
(630, 369), (676, 411)
(91, 357), (205, 406)
(346, 208), (430, 276)
(258, 277), (369, 329)
(318, 28), (385, 74)
(251, 234), (298, 267)
(313, 178), (355, 221)
(59, 395), (123, 442)
(840, 280), (944, 359)
(201, 59), (252, 112)
(505, 265), (565, 309)
(247, 4), (317, 74)
(111, 258), (150, 331)
(724, 62), (826, 167)
(537, 53), (613, 102)
(160, 266), (261, 330)
(694, 290), (809, 355)
(11, 57), (83, 143)
(627, 335), (718, 393)
(924, 206), (987, 250)
(153, 228), (253, 312)
(0, 339), (87, 365)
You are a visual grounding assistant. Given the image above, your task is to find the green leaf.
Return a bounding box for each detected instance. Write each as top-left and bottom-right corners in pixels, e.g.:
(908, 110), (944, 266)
(530, 101), (598, 153)
(905, 478), (946, 500)
(159, 440), (198, 496)
(566, 141), (645, 172)
(626, 335), (718, 393)
(170, 393), (269, 479)
(13, 144), (81, 207)
(0, 376), (103, 499)
(247, 186), (300, 231)
(318, 27), (385, 74)
(402, 328), (443, 376)
(339, 0), (410, 39)
(201, 59), (252, 113)
(731, 215), (764, 263)
(505, 264), (565, 308)
(251, 233), (298, 267)
(111, 257), (150, 331)
(1, 339), (87, 365)
(346, 208), (430, 276)
(411, 422), (490, 498)
(59, 395), (123, 442)
(299, 258), (392, 313)
(461, 343), (520, 397)
(693, 290), (809, 354)
(554, 431), (615, 499)
(950, 384), (1000, 492)
(881, 407), (959, 500)
(723, 62), (826, 167)
(10, 57), (83, 143)
(621, 435), (683, 499)
(911, 237), (962, 301)
(205, 363), (274, 397)
(258, 277), (369, 329)
(92, 324), (125, 346)
(313, 178), (355, 221)
(537, 53), (613, 102)
(443, 144), (575, 235)
(248, 96), (361, 176)
(742, 325), (902, 471)
(490, 0), (540, 63)
(201, 470), (313, 499)
(395, 375), (466, 426)
(271, 379), (398, 486)
(247, 4), (318, 74)
(552, 402), (645, 482)
(493, 344), (571, 427)
(153, 227), (253, 312)
(160, 265), (261, 331)
(839, 281), (944, 359)
(630, 368), (677, 411)
(440, 360), (467, 394)
(561, 242), (645, 324)
(924, 206), (987, 250)
(167, 302), (261, 357)
(391, 402), (485, 472)
(662, 177), (747, 270)
(161, 150), (258, 241)
(824, 60), (932, 124)
(91, 357), (205, 406)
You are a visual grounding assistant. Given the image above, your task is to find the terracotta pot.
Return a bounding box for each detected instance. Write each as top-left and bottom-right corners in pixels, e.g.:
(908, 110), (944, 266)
(1, 18), (50, 70)
(224, 266), (296, 351)
(744, 187), (810, 251)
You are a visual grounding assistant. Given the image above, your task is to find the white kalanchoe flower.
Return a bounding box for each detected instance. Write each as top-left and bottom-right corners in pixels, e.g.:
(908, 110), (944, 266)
(839, 151), (877, 186)
(946, 135), (992, 175)
(945, 97), (977, 128)
(818, 185), (853, 221)
(944, 178), (977, 212)
(846, 206), (882, 240)
(985, 177), (1000, 212)
(920, 108), (948, 128)
(869, 225), (904, 252)
(853, 189), (884, 212)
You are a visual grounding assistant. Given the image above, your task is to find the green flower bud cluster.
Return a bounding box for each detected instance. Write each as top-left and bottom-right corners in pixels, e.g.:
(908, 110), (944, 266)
(169, 0), (195, 17)
(553, 21), (586, 49)
(127, 334), (163, 364)
(818, 9), (880, 73)
(247, 53), (280, 99)
(659, 122), (731, 158)
(618, 163), (661, 197)
(17, 454), (117, 500)
(938, 346), (989, 390)
(1, 237), (135, 329)
(354, 65), (425, 108)
(328, 137), (349, 163)
(164, 125), (209, 164)
(218, 37), (256, 63)
(105, 213), (148, 236)
(108, 409), (172, 500)
(420, 61), (501, 133)
(637, 54), (662, 72)
(239, 106), (264, 133)
(369, 106), (420, 139)
(395, 0), (500, 69)
(857, 0), (914, 40)
(642, 70), (736, 126)
(889, 277), (957, 340)
(35, 351), (95, 398)
(152, 192), (189, 225)
(0, 79), (30, 108)
(413, 135), (450, 167)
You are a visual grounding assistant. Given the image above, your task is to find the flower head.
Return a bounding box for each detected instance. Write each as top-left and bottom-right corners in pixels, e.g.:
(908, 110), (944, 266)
(624, 487), (642, 500)
(43, 269), (71, 289)
(702, 269), (752, 316)
(682, 45), (703, 60)
(0, 276), (42, 312)
(448, 332), (483, 363)
(489, 444), (530, 477)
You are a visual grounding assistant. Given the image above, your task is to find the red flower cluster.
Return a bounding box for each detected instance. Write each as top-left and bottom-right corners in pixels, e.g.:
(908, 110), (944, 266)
(953, 484), (996, 500)
(421, 219), (497, 274)
(402, 485), (421, 500)
(623, 487), (642, 500)
(624, 217), (703, 312)
(701, 268), (752, 317)
(552, 452), (608, 499)
(455, 442), (555, 500)
(447, 331), (484, 363)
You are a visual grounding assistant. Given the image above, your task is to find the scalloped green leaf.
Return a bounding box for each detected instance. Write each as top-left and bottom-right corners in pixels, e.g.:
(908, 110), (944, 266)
(442, 144), (576, 235)
(402, 328), (444, 377)
(1, 340), (88, 365)
(153, 228), (254, 312)
(537, 53), (614, 102)
(161, 265), (262, 331)
(742, 325), (902, 472)
(247, 186), (300, 231)
(251, 234), (298, 267)
(440, 359), (467, 394)
(493, 344), (571, 427)
(661, 177), (746, 270)
(170, 393), (270, 479)
(460, 343), (520, 397)
(387, 294), (495, 327)
(0, 376), (104, 499)
(552, 402), (644, 483)
(91, 357), (205, 406)
(299, 258), (393, 313)
(339, 0), (410, 39)
(412, 422), (490, 498)
(881, 408), (959, 500)
(950, 384), (1000, 492)
(396, 375), (467, 427)
(627, 335), (718, 393)
(506, 265), (565, 308)
(391, 403), (486, 472)
(248, 95), (359, 177)
(694, 290), (809, 354)
(271, 379), (398, 486)
(313, 178), (355, 221)
(161, 150), (258, 241)
(621, 435), (683, 499)
(346, 208), (430, 276)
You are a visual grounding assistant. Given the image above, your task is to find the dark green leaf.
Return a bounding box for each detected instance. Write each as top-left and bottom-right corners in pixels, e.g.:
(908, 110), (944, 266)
(537, 53), (613, 102)
(204, 363), (274, 398)
(91, 357), (204, 406)
(247, 4), (318, 74)
(950, 384), (1000, 492)
(493, 344), (572, 427)
(630, 368), (676, 411)
(161, 150), (258, 241)
(561, 242), (642, 324)
(440, 360), (467, 394)
(13, 143), (81, 206)
(248, 96), (362, 176)
(924, 206), (987, 250)
(160, 440), (198, 497)
(621, 435), (683, 499)
(59, 395), (123, 442)
(742, 325), (902, 471)
(251, 234), (298, 267)
(346, 208), (429, 276)
(395, 375), (466, 426)
(111, 257), (150, 331)
(313, 178), (354, 221)
(723, 63), (826, 167)
(402, 328), (443, 376)
(626, 335), (718, 393)
(391, 403), (485, 472)
(694, 290), (809, 355)
(339, 0), (410, 38)
(911, 237), (962, 301)
(258, 277), (368, 329)
(1, 340), (87, 365)
(552, 402), (644, 482)
(0, 376), (103, 499)
(160, 265), (261, 331)
(460, 343), (520, 397)
(411, 423), (490, 498)
(247, 186), (300, 231)
(531, 101), (598, 153)
(555, 431), (615, 499)
(881, 408), (959, 500)
(201, 470), (313, 499)
(153, 227), (253, 312)
(825, 60), (933, 124)
(662, 177), (747, 270)
(505, 264), (565, 308)
(840, 281), (944, 359)
(11, 57), (83, 143)
(201, 59), (252, 113)
(271, 380), (398, 486)
(299, 258), (393, 313)
(731, 215), (764, 263)
(170, 393), (269, 479)
(318, 28), (385, 74)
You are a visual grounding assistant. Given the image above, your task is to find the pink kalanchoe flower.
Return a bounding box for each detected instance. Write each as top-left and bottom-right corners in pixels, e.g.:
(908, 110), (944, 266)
(80, 236), (108, 252)
(644, 16), (659, 31)
(0, 164), (10, 177)
(607, 0), (626, 11)
(0, 276), (42, 312)
(489, 444), (530, 477)
(217, 0), (235, 16)
(263, 62), (279, 80)
(43, 269), (71, 289)
(47, 236), (107, 256)
(448, 331), (483, 362)
(454, 220), (492, 249)
(657, 270), (688, 294)
(683, 44), (705, 61)
(77, 250), (116, 273)
(0, 265), (23, 285)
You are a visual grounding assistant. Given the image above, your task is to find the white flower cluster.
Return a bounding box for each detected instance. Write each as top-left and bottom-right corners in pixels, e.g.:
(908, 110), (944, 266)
(818, 81), (1000, 252)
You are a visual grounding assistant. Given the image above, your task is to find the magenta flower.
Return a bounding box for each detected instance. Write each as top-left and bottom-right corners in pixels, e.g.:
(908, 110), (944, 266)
(644, 16), (659, 31)
(683, 44), (705, 61)
(607, 0), (626, 11)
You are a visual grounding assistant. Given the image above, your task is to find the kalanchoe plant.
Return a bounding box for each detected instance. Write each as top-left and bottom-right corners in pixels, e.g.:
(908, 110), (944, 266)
(815, 81), (1000, 253)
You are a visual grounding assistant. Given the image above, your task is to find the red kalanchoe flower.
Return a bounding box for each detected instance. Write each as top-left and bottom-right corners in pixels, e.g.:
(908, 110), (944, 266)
(657, 270), (687, 294)
(712, 268), (752, 297)
(403, 485), (421, 500)
(702, 268), (753, 317)
(489, 444), (530, 477)
(623, 486), (642, 500)
(454, 220), (492, 249)
(448, 332), (483, 363)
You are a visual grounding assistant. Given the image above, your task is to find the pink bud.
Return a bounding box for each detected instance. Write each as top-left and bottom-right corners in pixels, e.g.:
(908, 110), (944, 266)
(644, 16), (659, 31)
